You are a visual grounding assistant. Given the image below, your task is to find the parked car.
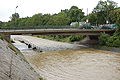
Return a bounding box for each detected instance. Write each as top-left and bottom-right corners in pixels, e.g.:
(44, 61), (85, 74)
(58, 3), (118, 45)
(99, 24), (117, 29)
(78, 23), (93, 29)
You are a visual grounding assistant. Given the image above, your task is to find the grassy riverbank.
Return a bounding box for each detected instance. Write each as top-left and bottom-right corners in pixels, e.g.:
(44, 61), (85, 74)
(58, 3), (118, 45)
(33, 34), (120, 53)
(33, 35), (85, 43)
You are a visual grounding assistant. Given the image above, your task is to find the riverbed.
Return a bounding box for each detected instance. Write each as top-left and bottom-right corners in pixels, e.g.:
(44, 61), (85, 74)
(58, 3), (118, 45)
(11, 35), (120, 80)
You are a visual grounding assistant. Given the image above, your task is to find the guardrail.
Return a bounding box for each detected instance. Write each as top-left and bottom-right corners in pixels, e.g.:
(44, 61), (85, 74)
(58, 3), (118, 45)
(0, 26), (78, 30)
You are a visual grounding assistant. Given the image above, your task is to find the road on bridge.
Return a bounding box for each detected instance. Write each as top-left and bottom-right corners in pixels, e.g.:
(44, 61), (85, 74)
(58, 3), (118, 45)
(0, 29), (115, 35)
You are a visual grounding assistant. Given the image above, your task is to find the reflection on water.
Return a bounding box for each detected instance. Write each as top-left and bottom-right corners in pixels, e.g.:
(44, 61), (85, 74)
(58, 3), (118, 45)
(23, 49), (120, 80)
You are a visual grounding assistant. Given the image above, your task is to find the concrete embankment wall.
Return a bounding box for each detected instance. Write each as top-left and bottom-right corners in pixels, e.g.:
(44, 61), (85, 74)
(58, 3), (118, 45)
(0, 39), (41, 80)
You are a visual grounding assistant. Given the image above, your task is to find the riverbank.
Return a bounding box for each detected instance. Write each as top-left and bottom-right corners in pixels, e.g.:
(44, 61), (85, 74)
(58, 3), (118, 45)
(0, 39), (41, 80)
(32, 35), (120, 53)
(11, 35), (85, 51)
(88, 45), (120, 53)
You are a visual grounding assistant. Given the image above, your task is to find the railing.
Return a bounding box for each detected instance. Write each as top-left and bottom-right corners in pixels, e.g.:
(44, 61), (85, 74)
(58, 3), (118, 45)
(0, 26), (78, 30)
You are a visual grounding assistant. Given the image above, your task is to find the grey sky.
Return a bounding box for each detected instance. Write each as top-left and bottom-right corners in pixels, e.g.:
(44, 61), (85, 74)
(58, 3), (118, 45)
(0, 0), (120, 22)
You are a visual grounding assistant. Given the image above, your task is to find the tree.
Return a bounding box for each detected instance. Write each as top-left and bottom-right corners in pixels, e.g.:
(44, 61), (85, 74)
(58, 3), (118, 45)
(10, 13), (20, 21)
(49, 12), (70, 26)
(0, 21), (3, 27)
(68, 6), (84, 22)
(70, 6), (79, 10)
(109, 8), (120, 24)
(93, 0), (118, 24)
(61, 9), (69, 16)
(42, 14), (52, 25)
(88, 13), (97, 25)
(9, 13), (20, 27)
(30, 13), (43, 26)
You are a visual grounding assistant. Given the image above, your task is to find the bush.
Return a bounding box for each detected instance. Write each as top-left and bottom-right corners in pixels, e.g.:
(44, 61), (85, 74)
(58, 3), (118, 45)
(0, 34), (4, 40)
(99, 32), (120, 47)
(98, 32), (110, 45)
(69, 35), (85, 42)
(106, 35), (120, 47)
(34, 35), (85, 42)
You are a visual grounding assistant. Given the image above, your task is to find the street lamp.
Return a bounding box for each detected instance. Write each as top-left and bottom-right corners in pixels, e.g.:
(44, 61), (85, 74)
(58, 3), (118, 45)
(86, 8), (89, 23)
(15, 6), (18, 27)
(15, 6), (18, 13)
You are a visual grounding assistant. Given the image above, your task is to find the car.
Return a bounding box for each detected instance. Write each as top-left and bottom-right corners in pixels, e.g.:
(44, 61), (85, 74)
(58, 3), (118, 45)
(99, 24), (117, 29)
(78, 23), (93, 29)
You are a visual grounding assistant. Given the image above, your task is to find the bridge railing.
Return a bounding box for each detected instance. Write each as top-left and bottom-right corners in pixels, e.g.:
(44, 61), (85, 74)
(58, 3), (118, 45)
(0, 26), (78, 30)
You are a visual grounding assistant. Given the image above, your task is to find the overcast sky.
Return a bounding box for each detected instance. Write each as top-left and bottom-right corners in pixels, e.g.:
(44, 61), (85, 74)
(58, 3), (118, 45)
(0, 0), (120, 22)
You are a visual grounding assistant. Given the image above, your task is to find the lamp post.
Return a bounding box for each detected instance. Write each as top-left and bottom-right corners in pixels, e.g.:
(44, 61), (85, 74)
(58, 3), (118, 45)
(15, 6), (18, 27)
(15, 6), (18, 13)
(86, 8), (89, 23)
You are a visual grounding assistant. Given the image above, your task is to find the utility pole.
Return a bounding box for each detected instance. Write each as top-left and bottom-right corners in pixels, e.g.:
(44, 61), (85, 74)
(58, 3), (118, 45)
(15, 6), (18, 14)
(15, 6), (18, 27)
(86, 8), (89, 23)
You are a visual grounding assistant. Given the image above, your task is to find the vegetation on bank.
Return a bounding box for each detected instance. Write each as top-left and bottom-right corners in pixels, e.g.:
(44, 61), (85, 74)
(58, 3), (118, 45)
(33, 35), (85, 43)
(99, 27), (120, 48)
(0, 35), (3, 40)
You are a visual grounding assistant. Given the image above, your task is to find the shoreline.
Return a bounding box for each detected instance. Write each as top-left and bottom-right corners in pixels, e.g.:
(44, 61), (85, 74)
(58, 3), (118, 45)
(11, 35), (120, 53)
(11, 35), (86, 52)
(88, 45), (120, 53)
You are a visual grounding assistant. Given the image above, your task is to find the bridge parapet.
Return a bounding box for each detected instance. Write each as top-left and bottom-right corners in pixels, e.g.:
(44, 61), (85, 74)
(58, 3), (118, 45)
(0, 29), (115, 35)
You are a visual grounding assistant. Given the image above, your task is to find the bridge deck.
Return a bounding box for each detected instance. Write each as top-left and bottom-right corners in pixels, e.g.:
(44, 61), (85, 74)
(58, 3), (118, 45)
(0, 29), (115, 35)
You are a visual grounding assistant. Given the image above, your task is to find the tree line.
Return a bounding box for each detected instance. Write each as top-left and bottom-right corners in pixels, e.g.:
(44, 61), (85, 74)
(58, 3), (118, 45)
(0, 6), (84, 28)
(0, 0), (120, 28)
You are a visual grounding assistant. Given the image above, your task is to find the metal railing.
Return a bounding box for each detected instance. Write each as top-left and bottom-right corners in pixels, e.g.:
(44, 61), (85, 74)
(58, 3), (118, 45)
(0, 26), (78, 30)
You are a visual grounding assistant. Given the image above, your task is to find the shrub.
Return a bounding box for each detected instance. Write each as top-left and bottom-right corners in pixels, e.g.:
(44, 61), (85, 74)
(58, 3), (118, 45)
(98, 32), (110, 45)
(106, 35), (120, 47)
(69, 35), (85, 42)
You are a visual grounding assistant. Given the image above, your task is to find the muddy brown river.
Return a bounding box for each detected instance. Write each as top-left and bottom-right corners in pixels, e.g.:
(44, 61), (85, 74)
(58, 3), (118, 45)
(11, 35), (120, 80)
(22, 49), (120, 80)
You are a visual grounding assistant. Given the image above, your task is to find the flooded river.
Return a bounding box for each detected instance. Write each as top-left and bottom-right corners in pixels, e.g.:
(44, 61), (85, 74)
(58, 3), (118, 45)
(23, 49), (120, 80)
(11, 35), (120, 80)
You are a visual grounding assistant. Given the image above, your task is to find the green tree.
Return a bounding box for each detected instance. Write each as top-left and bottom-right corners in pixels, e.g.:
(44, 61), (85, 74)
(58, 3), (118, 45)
(31, 13), (43, 26)
(50, 12), (70, 26)
(109, 8), (120, 24)
(10, 13), (20, 21)
(8, 13), (20, 27)
(93, 0), (118, 24)
(68, 6), (84, 22)
(42, 14), (52, 25)
(88, 13), (97, 25)
(0, 21), (3, 27)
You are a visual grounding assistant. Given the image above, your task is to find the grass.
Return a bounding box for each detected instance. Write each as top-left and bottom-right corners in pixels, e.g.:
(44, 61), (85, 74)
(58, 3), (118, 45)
(39, 77), (45, 80)
(0, 35), (4, 40)
(8, 43), (21, 54)
(33, 35), (85, 43)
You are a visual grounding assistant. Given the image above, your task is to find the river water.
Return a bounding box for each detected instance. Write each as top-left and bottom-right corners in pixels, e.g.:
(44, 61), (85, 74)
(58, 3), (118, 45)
(11, 36), (120, 80)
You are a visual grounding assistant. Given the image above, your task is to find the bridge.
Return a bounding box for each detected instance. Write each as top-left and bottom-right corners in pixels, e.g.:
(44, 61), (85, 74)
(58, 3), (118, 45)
(0, 29), (115, 35)
(0, 28), (115, 43)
